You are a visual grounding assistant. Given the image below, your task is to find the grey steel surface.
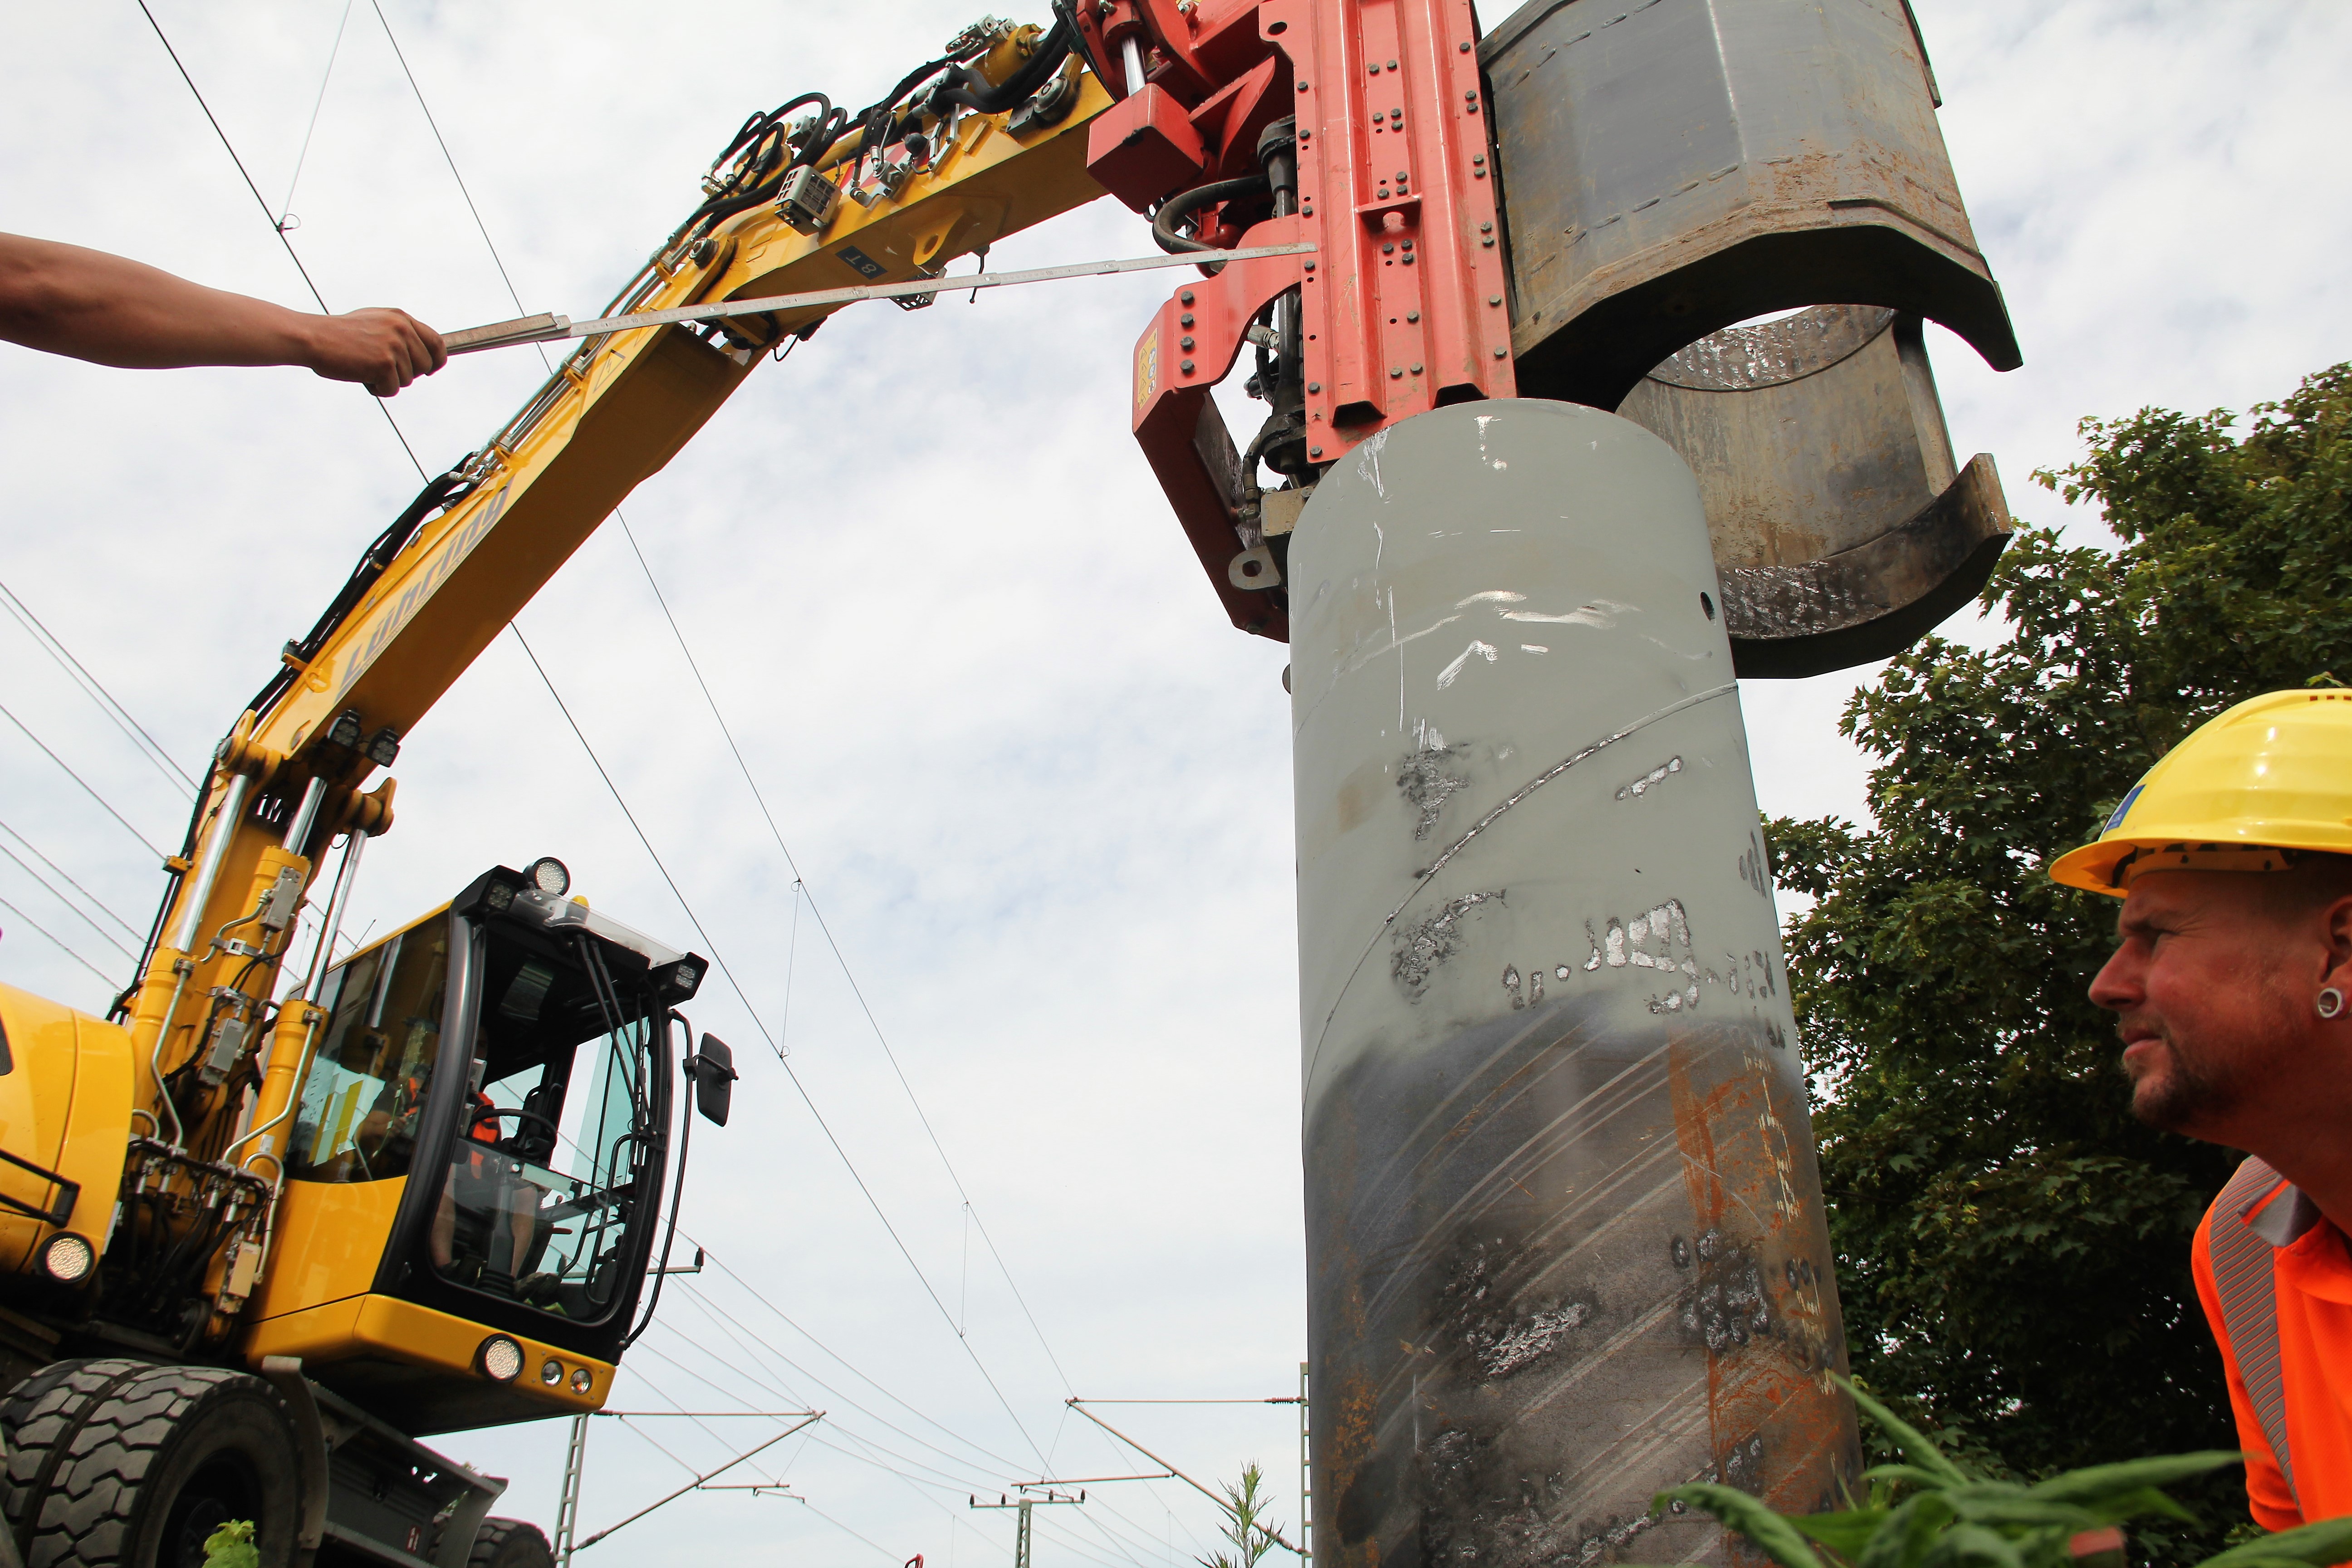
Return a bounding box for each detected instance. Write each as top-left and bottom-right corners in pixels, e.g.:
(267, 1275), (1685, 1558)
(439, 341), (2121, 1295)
(1481, 0), (2019, 409)
(1287, 401), (1854, 1568)
(1616, 306), (2011, 677)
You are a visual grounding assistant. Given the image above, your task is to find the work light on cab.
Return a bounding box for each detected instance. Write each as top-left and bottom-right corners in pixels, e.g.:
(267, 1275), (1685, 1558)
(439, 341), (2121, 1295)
(526, 857), (570, 896)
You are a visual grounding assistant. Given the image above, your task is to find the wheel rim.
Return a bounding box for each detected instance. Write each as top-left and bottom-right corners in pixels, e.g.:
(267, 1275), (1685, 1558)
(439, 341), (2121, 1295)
(158, 1454), (262, 1568)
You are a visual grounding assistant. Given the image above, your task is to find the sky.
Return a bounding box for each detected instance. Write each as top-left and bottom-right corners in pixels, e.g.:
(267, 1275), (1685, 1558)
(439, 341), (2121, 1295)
(1, 1), (2347, 1563)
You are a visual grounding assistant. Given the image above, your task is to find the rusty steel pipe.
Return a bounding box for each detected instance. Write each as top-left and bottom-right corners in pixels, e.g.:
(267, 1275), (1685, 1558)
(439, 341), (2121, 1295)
(1285, 401), (1857, 1568)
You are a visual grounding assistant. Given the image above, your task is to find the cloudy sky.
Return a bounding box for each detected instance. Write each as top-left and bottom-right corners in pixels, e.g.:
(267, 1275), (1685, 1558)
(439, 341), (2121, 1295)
(2, 1), (2346, 1563)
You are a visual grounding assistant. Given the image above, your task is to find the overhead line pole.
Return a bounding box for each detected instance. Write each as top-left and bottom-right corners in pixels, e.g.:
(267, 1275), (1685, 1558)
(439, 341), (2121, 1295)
(560, 1410), (822, 1561)
(1063, 1401), (1306, 1558)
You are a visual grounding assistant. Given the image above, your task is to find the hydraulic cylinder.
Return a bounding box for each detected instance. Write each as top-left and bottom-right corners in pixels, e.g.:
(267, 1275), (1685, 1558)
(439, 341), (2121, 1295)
(1286, 400), (1856, 1566)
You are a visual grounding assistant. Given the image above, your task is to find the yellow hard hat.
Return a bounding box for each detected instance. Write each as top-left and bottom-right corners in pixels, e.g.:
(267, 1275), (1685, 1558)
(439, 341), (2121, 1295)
(2050, 688), (2352, 897)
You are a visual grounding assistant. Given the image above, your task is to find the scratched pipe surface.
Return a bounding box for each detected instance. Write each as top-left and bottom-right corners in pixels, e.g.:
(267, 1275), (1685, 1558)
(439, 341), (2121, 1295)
(1287, 401), (1857, 1568)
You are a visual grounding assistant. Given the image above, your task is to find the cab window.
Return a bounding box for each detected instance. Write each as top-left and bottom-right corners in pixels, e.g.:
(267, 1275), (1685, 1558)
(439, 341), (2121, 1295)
(428, 936), (663, 1322)
(290, 927), (450, 1183)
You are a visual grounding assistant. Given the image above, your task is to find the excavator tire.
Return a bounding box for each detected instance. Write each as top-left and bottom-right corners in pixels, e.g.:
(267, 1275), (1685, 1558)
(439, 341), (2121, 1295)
(464, 1518), (554, 1568)
(13, 1363), (301, 1568)
(1, 1360), (151, 1559)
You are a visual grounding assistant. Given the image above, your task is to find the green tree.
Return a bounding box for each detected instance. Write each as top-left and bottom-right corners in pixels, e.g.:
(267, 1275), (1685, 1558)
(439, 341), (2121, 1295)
(1198, 1463), (1286, 1568)
(1767, 364), (2352, 1555)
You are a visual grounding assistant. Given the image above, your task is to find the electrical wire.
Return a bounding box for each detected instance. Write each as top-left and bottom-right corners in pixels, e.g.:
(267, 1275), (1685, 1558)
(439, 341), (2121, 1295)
(278, 0), (358, 228)
(684, 1249), (1029, 1474)
(0, 578), (197, 797)
(356, 23), (1091, 1471)
(129, 0), (431, 482)
(368, 0), (534, 321)
(0, 817), (142, 941)
(0, 700), (164, 860)
(0, 842), (137, 961)
(507, 622), (1059, 1474)
(0, 893), (121, 988)
(612, 520), (1083, 1401)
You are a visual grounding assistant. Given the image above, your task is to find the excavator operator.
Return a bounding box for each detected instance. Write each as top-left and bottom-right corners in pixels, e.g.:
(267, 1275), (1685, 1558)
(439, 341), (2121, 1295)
(2054, 689), (2352, 1534)
(0, 231), (445, 396)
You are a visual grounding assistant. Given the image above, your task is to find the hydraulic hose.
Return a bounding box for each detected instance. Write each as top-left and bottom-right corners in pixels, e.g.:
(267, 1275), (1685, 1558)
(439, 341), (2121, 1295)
(249, 461), (476, 722)
(930, 15), (1076, 113)
(1152, 174), (1272, 255)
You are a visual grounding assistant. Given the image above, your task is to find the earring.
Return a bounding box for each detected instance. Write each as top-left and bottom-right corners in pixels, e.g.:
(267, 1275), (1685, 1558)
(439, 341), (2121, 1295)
(2321, 988), (2346, 1019)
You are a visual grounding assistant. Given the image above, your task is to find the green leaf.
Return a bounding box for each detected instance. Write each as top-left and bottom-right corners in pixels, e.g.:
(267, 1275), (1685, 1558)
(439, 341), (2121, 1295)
(1865, 1466), (1967, 1494)
(2078, 1488), (2198, 1527)
(2198, 1516), (2352, 1568)
(1860, 1492), (1960, 1568)
(1842, 1378), (1972, 1486)
(1926, 1524), (2025, 1568)
(1652, 1485), (1827, 1568)
(2025, 1455), (2244, 1506)
(1793, 1509), (1890, 1557)
(1945, 1499), (2099, 1532)
(201, 1520), (259, 1568)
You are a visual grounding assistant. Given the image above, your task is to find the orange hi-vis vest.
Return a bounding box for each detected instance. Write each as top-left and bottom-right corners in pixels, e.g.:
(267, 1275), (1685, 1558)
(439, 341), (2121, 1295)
(2192, 1156), (2352, 1531)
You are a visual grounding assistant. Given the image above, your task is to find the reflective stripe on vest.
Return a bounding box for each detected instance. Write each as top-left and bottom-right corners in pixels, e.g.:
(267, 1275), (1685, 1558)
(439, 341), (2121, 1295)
(2205, 1155), (2325, 1510)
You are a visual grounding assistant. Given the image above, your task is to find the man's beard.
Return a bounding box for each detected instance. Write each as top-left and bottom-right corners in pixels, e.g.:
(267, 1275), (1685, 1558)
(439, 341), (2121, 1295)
(2123, 1025), (2237, 1132)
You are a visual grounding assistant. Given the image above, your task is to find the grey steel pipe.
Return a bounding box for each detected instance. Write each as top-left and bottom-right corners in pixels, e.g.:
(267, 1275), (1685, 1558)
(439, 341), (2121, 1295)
(1286, 401), (1856, 1568)
(302, 828), (368, 1001)
(172, 772), (253, 956)
(280, 774), (328, 854)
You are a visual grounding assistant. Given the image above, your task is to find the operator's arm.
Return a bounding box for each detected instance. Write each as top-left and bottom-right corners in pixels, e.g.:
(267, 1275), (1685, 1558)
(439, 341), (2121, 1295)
(0, 232), (446, 396)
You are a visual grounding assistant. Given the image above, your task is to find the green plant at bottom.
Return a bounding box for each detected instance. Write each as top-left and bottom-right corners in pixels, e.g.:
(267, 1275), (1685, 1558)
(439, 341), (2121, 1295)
(1198, 1462), (1286, 1568)
(1651, 1380), (2352, 1568)
(201, 1519), (258, 1568)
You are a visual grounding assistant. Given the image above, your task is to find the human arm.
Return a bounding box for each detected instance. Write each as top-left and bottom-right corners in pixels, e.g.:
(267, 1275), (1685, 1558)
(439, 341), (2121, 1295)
(0, 232), (445, 396)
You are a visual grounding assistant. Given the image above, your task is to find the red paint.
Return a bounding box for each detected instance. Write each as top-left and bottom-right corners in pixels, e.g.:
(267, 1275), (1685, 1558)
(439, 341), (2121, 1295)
(1100, 0), (1516, 640)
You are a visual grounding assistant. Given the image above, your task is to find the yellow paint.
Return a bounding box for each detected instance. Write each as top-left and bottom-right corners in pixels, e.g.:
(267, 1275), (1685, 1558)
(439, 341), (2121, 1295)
(246, 1175), (406, 1323)
(10, 42), (1120, 1450)
(245, 1291), (612, 1412)
(0, 987), (133, 1272)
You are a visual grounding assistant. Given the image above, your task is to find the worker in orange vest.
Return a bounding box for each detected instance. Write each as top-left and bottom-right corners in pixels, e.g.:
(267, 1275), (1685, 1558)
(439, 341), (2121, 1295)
(0, 232), (444, 396)
(2055, 689), (2352, 1530)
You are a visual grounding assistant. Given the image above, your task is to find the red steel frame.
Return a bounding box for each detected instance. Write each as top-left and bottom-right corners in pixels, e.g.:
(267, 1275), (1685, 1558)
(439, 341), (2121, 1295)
(1079, 0), (1516, 641)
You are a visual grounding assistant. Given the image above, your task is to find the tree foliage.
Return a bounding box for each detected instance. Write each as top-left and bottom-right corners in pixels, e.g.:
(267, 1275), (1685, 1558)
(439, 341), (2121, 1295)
(1768, 364), (2352, 1552)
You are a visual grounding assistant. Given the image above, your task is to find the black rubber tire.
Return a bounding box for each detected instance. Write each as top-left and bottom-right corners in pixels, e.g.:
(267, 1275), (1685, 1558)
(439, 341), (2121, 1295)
(1, 1361), (152, 1560)
(21, 1364), (302, 1568)
(465, 1518), (554, 1568)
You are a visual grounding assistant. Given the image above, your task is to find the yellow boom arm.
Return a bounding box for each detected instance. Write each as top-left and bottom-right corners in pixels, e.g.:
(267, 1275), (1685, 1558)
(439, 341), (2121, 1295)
(122, 38), (1113, 1210)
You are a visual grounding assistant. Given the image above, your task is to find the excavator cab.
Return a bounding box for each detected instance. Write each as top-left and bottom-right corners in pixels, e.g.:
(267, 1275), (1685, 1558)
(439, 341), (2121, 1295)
(244, 860), (714, 1435)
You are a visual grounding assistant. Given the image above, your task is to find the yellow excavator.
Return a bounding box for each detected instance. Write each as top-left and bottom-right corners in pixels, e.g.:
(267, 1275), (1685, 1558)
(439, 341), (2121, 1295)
(0, 16), (1114, 1566)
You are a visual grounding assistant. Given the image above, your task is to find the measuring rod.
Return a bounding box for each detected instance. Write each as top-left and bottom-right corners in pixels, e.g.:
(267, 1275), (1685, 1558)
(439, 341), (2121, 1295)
(442, 243), (1318, 354)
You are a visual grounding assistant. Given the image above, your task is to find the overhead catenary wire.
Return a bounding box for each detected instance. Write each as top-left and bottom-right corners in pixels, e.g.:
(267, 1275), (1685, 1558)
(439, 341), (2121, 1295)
(0, 578), (197, 797)
(0, 892), (121, 989)
(614, 520), (1081, 1395)
(0, 700), (165, 860)
(321, 19), (1097, 1494)
(278, 0), (358, 229)
(506, 622), (1063, 1483)
(654, 1259), (1195, 1566)
(129, 0), (431, 483)
(0, 818), (142, 941)
(0, 841), (137, 961)
(152, 16), (1265, 1560)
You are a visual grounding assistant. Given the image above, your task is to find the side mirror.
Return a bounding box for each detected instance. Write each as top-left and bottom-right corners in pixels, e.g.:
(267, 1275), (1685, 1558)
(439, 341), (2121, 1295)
(687, 1033), (736, 1127)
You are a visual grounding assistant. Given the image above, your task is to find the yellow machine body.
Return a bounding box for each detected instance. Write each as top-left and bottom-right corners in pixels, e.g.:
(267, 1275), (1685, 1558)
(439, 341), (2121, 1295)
(0, 985), (134, 1275)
